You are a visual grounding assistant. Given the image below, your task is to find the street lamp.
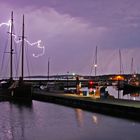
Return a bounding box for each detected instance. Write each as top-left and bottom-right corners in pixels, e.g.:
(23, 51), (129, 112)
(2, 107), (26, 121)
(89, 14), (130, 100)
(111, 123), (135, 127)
(116, 75), (124, 99)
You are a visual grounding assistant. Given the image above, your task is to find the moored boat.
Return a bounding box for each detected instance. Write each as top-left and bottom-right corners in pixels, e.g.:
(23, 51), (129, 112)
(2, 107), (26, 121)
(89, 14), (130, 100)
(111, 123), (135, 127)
(123, 74), (140, 96)
(0, 12), (32, 102)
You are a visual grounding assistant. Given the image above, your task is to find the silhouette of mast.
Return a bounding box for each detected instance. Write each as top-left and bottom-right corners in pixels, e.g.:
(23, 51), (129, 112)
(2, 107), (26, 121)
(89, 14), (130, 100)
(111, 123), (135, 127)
(21, 15), (25, 80)
(119, 49), (122, 74)
(10, 11), (14, 80)
(94, 46), (98, 76)
(131, 57), (134, 74)
(48, 57), (50, 81)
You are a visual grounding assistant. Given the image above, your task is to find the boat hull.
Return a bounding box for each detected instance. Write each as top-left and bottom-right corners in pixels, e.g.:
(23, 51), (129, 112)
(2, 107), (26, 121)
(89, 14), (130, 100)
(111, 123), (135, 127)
(12, 84), (32, 101)
(123, 83), (140, 95)
(0, 84), (32, 102)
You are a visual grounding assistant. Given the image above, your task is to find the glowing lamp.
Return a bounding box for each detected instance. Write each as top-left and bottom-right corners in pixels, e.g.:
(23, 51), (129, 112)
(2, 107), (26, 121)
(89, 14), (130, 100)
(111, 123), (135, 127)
(116, 75), (124, 81)
(89, 81), (94, 85)
(94, 64), (97, 67)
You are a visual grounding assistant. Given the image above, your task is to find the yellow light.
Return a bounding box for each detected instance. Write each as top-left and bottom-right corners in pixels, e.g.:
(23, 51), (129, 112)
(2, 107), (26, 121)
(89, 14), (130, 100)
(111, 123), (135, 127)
(116, 75), (124, 80)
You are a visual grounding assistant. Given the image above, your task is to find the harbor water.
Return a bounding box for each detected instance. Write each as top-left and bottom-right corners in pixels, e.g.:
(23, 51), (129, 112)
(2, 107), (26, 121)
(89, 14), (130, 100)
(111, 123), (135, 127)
(0, 100), (140, 140)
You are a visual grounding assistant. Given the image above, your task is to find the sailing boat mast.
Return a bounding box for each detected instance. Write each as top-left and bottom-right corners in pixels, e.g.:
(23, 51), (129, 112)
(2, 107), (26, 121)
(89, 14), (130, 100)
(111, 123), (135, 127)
(10, 11), (14, 80)
(48, 57), (50, 81)
(131, 57), (134, 74)
(21, 15), (25, 80)
(119, 49), (122, 74)
(94, 46), (98, 76)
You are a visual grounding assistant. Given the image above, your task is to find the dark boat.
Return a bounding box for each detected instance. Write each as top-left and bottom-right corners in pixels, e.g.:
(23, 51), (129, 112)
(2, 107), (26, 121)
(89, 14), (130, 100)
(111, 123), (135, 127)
(123, 74), (140, 96)
(123, 83), (140, 93)
(0, 12), (32, 102)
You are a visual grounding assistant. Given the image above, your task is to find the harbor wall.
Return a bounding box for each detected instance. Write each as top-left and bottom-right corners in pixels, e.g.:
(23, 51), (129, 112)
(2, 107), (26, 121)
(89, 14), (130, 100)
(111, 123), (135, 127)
(33, 92), (140, 121)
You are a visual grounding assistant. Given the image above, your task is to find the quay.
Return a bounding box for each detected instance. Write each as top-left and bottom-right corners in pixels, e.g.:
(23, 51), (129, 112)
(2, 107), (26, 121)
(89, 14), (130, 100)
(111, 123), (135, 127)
(33, 91), (140, 121)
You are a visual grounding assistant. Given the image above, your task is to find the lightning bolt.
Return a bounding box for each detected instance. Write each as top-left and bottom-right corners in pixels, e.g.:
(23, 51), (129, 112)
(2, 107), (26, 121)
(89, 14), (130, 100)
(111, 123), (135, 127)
(0, 20), (45, 58)
(0, 20), (11, 27)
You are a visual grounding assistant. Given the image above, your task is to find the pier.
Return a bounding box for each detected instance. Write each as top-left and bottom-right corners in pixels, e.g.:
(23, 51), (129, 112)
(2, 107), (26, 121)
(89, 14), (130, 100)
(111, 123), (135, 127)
(33, 91), (140, 121)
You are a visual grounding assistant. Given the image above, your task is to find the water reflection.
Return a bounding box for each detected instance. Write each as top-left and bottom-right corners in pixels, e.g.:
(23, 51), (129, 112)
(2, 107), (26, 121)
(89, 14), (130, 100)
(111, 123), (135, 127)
(0, 101), (140, 140)
(92, 115), (98, 124)
(75, 108), (84, 127)
(75, 108), (99, 127)
(0, 101), (33, 140)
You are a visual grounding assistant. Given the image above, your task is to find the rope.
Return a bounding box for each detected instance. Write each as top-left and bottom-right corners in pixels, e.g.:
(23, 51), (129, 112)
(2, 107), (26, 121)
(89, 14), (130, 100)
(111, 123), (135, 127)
(0, 34), (9, 78)
(14, 41), (19, 78)
(25, 43), (31, 78)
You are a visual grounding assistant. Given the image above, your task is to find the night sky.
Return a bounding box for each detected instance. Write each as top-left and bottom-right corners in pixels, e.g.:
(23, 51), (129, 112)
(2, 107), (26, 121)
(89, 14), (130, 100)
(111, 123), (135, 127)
(0, 0), (140, 77)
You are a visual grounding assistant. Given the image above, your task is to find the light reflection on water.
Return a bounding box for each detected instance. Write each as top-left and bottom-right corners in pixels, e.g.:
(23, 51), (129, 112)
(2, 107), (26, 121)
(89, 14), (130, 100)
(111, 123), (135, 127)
(0, 100), (140, 140)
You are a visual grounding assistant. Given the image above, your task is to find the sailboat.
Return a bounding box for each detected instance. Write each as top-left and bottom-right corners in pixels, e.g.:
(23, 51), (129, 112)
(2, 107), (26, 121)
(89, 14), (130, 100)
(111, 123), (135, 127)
(10, 14), (32, 101)
(123, 75), (140, 96)
(123, 58), (140, 96)
(0, 12), (32, 102)
(116, 49), (125, 91)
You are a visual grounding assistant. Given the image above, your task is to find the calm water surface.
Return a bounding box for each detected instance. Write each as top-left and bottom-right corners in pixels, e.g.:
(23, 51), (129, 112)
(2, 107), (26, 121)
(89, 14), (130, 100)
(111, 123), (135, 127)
(0, 100), (140, 140)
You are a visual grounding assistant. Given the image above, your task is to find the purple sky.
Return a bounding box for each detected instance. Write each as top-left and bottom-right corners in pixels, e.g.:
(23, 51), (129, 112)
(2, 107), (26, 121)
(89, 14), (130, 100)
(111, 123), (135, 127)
(0, 0), (140, 77)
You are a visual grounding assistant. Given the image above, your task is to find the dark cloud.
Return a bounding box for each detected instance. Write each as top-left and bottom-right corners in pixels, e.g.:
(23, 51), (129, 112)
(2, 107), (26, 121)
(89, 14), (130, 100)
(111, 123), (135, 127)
(0, 0), (140, 76)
